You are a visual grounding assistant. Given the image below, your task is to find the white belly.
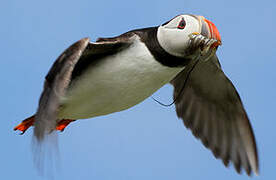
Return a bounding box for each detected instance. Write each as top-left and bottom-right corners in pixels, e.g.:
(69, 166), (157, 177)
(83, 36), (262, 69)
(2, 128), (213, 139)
(59, 40), (184, 119)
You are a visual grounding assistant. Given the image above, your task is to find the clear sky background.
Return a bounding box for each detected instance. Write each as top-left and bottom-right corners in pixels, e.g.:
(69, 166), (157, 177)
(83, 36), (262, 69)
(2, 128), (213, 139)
(2, 0), (275, 179)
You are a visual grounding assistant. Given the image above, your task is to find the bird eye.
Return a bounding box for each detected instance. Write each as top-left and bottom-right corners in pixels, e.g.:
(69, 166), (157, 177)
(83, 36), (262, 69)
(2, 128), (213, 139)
(177, 18), (186, 29)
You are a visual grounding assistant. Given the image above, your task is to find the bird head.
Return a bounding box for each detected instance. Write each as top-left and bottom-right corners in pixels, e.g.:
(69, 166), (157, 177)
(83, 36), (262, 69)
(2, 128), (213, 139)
(157, 14), (221, 58)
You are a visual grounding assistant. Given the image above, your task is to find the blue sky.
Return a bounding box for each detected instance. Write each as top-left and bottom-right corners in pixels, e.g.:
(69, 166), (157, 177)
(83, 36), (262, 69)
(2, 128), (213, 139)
(2, 0), (275, 179)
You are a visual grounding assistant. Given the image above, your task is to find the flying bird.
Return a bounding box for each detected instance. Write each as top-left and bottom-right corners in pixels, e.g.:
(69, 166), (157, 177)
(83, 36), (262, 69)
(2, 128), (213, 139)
(14, 14), (258, 175)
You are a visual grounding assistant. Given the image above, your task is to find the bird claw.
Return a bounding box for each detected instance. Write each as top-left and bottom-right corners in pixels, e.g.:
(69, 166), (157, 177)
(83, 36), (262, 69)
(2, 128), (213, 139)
(20, 131), (26, 135)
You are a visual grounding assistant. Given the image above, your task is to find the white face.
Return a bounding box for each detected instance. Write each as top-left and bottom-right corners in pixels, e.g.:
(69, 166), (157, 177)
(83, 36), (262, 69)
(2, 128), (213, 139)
(157, 15), (200, 57)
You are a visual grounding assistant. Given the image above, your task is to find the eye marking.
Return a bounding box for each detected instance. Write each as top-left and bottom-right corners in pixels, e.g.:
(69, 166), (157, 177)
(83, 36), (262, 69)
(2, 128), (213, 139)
(177, 18), (186, 29)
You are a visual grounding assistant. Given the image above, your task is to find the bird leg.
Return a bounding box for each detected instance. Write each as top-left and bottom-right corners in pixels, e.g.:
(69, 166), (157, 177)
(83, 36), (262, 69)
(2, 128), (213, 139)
(14, 116), (75, 134)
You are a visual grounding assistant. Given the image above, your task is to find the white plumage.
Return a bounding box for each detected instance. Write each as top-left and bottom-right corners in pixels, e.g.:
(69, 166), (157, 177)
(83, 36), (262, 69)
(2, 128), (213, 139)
(59, 36), (183, 119)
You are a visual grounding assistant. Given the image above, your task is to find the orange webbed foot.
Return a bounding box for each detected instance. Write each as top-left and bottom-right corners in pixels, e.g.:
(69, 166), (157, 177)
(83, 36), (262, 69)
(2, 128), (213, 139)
(14, 115), (35, 135)
(14, 116), (75, 134)
(56, 119), (75, 132)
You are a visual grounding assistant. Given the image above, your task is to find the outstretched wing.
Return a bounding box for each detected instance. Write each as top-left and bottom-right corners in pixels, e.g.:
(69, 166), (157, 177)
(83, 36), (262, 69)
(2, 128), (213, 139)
(170, 54), (258, 175)
(34, 33), (136, 141)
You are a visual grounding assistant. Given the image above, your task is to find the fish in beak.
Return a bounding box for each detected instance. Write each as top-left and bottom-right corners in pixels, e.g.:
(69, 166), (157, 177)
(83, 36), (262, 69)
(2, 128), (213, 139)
(189, 15), (222, 55)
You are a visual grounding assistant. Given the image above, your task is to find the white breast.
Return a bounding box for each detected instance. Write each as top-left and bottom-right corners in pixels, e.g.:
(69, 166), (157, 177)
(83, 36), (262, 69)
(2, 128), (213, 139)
(59, 38), (184, 119)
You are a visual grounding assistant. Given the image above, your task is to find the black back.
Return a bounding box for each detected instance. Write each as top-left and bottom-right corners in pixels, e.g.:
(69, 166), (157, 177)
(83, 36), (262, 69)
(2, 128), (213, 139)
(70, 27), (193, 81)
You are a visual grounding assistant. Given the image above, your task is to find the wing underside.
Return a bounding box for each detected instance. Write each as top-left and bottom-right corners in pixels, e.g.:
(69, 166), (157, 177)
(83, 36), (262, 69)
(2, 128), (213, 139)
(170, 55), (258, 175)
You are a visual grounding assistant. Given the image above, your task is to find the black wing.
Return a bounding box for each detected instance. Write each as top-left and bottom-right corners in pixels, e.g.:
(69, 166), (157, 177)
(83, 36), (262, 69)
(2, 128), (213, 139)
(170, 54), (258, 175)
(34, 33), (136, 141)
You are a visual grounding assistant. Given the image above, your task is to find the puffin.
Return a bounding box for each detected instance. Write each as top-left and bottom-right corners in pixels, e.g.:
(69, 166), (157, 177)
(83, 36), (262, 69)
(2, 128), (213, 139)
(14, 14), (258, 175)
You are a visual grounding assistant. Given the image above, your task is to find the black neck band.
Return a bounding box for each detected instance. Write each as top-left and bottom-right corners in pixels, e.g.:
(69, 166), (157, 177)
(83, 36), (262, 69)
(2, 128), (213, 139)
(135, 27), (191, 67)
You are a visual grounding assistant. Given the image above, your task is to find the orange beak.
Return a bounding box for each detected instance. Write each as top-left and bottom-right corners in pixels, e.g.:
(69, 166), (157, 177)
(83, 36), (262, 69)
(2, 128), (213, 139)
(204, 18), (221, 47)
(196, 16), (222, 47)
